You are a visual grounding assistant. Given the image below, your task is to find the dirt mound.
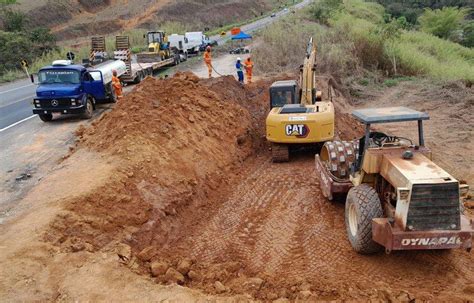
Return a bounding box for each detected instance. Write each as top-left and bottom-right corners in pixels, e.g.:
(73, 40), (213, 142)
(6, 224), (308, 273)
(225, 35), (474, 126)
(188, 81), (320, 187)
(45, 72), (269, 253)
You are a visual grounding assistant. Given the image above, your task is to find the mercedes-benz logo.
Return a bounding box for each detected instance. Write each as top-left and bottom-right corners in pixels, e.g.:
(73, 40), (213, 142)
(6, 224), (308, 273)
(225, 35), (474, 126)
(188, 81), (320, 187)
(51, 99), (59, 106)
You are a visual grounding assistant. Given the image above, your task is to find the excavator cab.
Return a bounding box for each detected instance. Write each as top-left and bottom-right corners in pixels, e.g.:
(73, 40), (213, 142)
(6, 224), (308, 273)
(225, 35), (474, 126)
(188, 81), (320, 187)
(269, 80), (299, 109)
(145, 31), (168, 53)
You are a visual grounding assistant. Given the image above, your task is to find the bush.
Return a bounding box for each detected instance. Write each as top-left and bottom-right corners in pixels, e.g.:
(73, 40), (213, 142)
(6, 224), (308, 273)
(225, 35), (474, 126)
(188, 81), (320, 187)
(418, 7), (469, 40)
(1, 8), (26, 32)
(462, 21), (474, 47)
(309, 0), (342, 25)
(29, 27), (56, 52)
(253, 16), (321, 74)
(330, 12), (388, 70)
(383, 79), (399, 87)
(0, 31), (33, 71)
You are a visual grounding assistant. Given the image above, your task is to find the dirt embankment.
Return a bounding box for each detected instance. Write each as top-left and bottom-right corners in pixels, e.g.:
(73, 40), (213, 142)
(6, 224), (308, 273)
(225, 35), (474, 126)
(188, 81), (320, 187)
(11, 0), (274, 40)
(144, 0), (271, 30)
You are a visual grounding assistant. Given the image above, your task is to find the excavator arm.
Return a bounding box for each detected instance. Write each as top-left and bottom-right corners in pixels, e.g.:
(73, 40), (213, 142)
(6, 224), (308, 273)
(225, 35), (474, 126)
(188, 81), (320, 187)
(299, 37), (317, 106)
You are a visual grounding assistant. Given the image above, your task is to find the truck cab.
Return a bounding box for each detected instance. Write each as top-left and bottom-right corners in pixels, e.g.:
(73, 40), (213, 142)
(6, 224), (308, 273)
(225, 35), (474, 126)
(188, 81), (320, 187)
(32, 60), (118, 122)
(168, 34), (189, 61)
(185, 31), (205, 54)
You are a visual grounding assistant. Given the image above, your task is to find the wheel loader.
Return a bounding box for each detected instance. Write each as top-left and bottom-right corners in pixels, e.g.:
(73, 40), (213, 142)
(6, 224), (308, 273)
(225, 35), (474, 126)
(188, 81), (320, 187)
(315, 106), (473, 254)
(137, 31), (173, 63)
(265, 38), (335, 162)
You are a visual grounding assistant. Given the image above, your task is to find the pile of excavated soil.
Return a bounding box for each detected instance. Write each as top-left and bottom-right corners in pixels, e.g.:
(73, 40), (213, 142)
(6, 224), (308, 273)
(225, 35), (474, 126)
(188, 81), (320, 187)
(44, 72), (270, 253)
(42, 72), (474, 302)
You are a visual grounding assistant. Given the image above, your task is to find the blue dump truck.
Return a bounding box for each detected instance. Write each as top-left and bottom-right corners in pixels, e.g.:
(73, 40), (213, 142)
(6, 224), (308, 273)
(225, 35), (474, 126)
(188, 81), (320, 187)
(32, 59), (127, 122)
(31, 35), (179, 122)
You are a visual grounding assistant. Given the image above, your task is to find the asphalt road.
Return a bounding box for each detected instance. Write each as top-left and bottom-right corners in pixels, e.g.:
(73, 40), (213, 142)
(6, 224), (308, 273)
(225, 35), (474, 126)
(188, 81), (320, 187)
(0, 0), (311, 132)
(0, 79), (37, 132)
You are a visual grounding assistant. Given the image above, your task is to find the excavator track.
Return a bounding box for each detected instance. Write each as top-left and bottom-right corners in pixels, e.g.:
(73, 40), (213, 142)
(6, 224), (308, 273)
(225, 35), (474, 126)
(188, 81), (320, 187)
(271, 143), (289, 162)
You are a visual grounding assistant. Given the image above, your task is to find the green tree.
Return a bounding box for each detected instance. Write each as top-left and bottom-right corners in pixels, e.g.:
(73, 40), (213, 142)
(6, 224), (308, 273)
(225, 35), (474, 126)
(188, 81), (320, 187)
(0, 31), (33, 72)
(1, 9), (27, 32)
(29, 27), (56, 52)
(418, 7), (470, 40)
(462, 21), (474, 47)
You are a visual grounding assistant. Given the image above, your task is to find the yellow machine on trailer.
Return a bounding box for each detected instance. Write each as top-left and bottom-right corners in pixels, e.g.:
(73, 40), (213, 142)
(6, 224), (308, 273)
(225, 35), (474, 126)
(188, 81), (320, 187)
(265, 38), (335, 162)
(137, 31), (172, 63)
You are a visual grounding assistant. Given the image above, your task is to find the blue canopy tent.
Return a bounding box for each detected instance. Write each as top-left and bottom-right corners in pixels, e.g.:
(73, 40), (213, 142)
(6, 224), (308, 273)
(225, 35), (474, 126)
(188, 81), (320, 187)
(231, 31), (252, 48)
(231, 31), (252, 40)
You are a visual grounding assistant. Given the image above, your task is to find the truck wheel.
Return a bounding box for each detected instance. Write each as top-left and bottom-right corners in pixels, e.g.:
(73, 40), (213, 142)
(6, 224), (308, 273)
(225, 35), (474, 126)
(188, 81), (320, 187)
(134, 72), (143, 84)
(82, 98), (94, 119)
(39, 113), (53, 122)
(109, 85), (117, 103)
(345, 184), (383, 254)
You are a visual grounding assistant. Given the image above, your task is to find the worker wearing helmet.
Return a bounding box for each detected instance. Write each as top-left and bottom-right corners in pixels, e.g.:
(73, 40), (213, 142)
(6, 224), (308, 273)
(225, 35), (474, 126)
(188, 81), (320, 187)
(244, 56), (254, 84)
(236, 57), (244, 84)
(204, 46), (212, 78)
(112, 70), (123, 99)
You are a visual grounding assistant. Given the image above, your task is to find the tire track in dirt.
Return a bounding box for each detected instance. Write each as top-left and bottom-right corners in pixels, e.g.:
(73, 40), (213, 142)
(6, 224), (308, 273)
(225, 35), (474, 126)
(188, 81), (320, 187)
(169, 152), (474, 300)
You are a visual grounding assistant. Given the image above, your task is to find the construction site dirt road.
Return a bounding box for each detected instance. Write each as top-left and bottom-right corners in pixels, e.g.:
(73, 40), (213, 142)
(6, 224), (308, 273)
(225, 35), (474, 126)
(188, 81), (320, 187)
(0, 64), (473, 301)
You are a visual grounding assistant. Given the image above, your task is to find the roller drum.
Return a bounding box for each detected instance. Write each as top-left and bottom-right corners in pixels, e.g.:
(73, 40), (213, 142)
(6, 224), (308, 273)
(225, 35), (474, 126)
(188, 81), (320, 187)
(320, 140), (359, 180)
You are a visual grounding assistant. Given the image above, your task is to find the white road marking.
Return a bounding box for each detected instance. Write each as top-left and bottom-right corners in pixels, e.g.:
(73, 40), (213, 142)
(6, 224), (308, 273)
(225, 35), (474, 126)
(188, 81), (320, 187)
(0, 115), (36, 133)
(0, 83), (34, 95)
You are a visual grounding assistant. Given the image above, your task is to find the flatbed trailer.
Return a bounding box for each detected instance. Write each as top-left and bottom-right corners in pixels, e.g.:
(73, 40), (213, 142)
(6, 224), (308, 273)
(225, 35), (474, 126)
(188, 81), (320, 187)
(114, 36), (179, 84)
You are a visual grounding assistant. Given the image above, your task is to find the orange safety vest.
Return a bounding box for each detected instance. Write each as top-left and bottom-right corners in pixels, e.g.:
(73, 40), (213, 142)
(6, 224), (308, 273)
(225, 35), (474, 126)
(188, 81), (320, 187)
(245, 59), (254, 72)
(112, 76), (121, 89)
(204, 51), (212, 64)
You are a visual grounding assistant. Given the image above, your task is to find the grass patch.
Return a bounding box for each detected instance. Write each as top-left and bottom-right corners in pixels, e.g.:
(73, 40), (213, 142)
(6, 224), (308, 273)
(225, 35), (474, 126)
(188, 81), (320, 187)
(389, 31), (474, 83)
(0, 69), (24, 82)
(253, 14), (322, 74)
(383, 79), (399, 87)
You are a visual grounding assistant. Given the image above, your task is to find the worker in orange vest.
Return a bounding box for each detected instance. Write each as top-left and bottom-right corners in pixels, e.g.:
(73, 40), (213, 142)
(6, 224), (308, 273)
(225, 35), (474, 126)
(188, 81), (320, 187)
(244, 57), (254, 84)
(203, 46), (212, 78)
(112, 70), (123, 99)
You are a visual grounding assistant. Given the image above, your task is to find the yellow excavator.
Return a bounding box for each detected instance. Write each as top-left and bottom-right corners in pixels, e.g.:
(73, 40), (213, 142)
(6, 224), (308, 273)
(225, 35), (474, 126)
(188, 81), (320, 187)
(137, 31), (172, 63)
(265, 38), (335, 162)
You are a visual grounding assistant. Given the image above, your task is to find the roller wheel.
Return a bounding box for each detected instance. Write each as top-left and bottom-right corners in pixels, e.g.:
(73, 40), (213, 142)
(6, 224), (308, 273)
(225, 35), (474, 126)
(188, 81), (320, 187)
(345, 184), (383, 254)
(271, 143), (289, 163)
(320, 140), (359, 180)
